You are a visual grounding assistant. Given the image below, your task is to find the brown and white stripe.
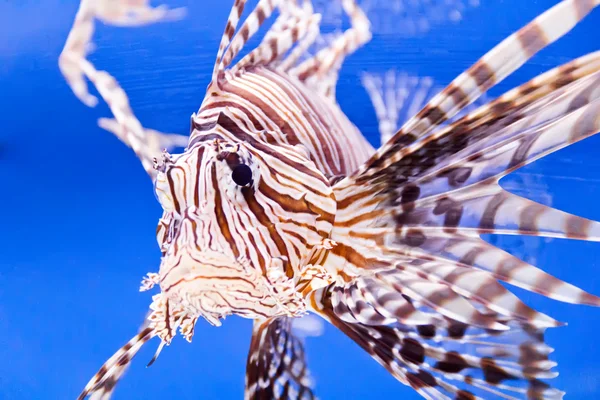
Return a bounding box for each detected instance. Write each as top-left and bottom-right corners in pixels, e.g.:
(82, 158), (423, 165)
(358, 0), (600, 177)
(62, 1), (600, 400)
(244, 317), (316, 400)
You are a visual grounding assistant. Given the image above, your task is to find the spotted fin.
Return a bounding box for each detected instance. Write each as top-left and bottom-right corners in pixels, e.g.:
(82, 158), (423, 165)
(245, 317), (316, 400)
(334, 57), (600, 243)
(359, 0), (600, 176)
(326, 41), (600, 372)
(311, 290), (564, 400)
(322, 3), (600, 398)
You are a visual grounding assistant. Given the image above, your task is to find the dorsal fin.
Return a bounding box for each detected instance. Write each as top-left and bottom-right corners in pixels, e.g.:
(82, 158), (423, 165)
(211, 0), (249, 86)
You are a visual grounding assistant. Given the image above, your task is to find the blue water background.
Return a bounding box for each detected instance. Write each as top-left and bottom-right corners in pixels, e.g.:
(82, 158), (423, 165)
(1, 0), (600, 398)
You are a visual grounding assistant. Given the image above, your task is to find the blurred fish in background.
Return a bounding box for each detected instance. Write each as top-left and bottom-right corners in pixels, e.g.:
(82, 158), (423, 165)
(314, 0), (481, 36)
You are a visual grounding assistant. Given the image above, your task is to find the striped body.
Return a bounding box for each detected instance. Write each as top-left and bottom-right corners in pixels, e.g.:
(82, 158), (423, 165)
(195, 66), (374, 175)
(60, 1), (600, 399)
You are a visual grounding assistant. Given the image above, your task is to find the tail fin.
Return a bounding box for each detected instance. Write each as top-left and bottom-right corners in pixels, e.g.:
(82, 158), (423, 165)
(77, 327), (155, 400)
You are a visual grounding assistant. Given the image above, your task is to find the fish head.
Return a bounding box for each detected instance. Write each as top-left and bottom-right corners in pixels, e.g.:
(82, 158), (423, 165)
(147, 121), (337, 340)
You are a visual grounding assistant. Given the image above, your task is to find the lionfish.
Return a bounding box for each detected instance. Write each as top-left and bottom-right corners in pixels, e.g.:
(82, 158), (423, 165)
(59, 0), (600, 399)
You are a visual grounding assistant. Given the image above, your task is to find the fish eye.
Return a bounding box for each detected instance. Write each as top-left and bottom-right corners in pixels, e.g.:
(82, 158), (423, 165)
(231, 164), (253, 186)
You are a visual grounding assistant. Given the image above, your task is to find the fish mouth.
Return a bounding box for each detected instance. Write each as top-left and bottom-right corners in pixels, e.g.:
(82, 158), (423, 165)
(152, 249), (283, 320)
(158, 250), (256, 295)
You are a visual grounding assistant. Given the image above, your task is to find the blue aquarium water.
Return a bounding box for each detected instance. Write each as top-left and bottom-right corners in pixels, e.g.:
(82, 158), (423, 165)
(1, 0), (600, 399)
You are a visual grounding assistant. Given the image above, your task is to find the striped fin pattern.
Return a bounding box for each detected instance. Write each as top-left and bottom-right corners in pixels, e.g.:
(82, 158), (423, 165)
(487, 171), (555, 267)
(212, 0), (249, 83)
(77, 326), (155, 400)
(279, 3), (324, 72)
(220, 0), (281, 73)
(421, 50), (600, 157)
(210, 0), (372, 102)
(321, 1), (600, 398)
(358, 0), (600, 177)
(335, 53), (600, 240)
(290, 0), (372, 98)
(328, 46), (600, 332)
(311, 290), (564, 400)
(361, 70), (491, 145)
(245, 317), (316, 400)
(231, 12), (322, 74)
